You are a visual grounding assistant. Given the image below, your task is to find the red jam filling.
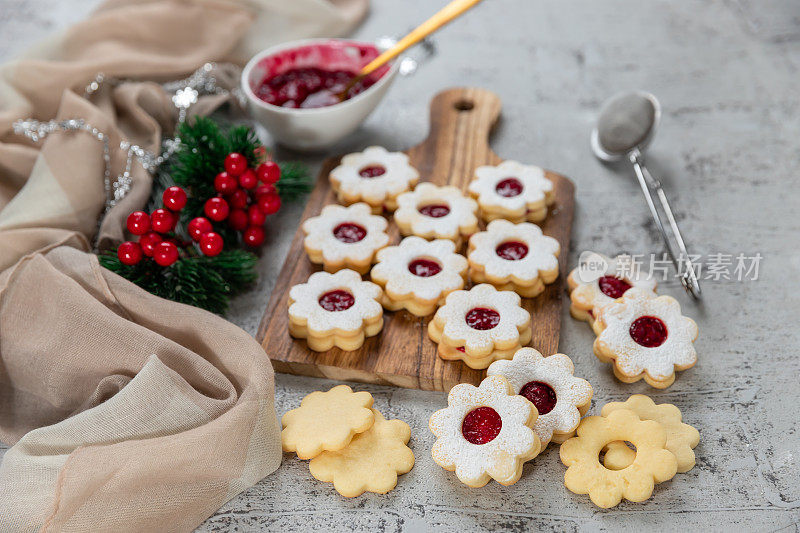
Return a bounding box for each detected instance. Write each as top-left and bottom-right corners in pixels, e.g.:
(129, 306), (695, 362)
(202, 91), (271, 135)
(254, 67), (376, 109)
(418, 204), (450, 218)
(461, 406), (502, 444)
(332, 222), (367, 243)
(519, 381), (557, 415)
(456, 346), (466, 353)
(629, 315), (668, 347)
(408, 258), (442, 277)
(598, 275), (632, 299)
(495, 177), (524, 197)
(495, 241), (529, 260)
(358, 165), (386, 178)
(318, 290), (355, 312)
(465, 307), (500, 330)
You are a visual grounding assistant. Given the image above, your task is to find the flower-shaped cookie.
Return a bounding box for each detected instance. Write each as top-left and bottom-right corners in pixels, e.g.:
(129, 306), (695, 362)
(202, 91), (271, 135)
(370, 236), (468, 316)
(429, 375), (541, 487)
(592, 288), (698, 388)
(288, 269), (383, 351)
(309, 409), (415, 497)
(601, 395), (700, 473)
(468, 160), (554, 223)
(487, 348), (593, 450)
(394, 183), (479, 245)
(281, 385), (375, 459)
(568, 251), (657, 324)
(468, 219), (560, 298)
(329, 146), (419, 213)
(428, 284), (531, 368)
(302, 203), (390, 274)
(559, 409), (678, 508)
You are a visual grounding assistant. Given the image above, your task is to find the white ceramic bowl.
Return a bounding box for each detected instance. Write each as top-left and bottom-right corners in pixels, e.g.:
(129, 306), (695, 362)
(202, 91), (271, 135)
(242, 38), (399, 151)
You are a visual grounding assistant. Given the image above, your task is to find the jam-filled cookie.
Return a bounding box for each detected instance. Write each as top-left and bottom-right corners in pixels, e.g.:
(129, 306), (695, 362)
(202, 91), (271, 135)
(468, 160), (554, 223)
(428, 283), (532, 369)
(568, 251), (657, 324)
(592, 288), (698, 388)
(467, 219), (560, 298)
(370, 236), (468, 316)
(487, 348), (593, 450)
(329, 146), (419, 213)
(288, 269), (383, 352)
(429, 375), (541, 487)
(394, 183), (479, 246)
(302, 202), (390, 274)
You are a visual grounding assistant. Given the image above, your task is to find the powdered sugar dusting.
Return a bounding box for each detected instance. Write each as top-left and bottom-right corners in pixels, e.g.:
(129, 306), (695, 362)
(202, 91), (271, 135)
(429, 375), (540, 486)
(394, 183), (478, 242)
(329, 146), (419, 205)
(371, 236), (467, 303)
(487, 348), (593, 447)
(468, 160), (553, 214)
(434, 284), (530, 352)
(302, 203), (389, 263)
(468, 219), (560, 282)
(289, 270), (383, 335)
(594, 288), (698, 380)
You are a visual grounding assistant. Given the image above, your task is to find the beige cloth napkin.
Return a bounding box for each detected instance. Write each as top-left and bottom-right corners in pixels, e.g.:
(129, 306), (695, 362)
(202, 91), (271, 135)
(0, 0), (367, 531)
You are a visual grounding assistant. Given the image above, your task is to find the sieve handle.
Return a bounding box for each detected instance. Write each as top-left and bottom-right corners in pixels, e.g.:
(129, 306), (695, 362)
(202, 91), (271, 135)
(629, 149), (701, 298)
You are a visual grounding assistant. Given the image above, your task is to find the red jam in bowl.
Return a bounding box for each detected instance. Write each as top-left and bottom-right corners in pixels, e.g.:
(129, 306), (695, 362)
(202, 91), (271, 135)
(250, 41), (390, 109)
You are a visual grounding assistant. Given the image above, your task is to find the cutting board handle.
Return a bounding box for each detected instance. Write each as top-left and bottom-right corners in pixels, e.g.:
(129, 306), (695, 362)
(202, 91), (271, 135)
(409, 87), (502, 187)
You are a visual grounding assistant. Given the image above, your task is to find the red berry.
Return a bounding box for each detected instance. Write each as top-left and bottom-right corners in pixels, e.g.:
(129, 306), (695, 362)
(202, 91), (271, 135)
(256, 161), (280, 184)
(227, 189), (248, 209)
(117, 241), (142, 265)
(126, 211), (150, 235)
(162, 186), (187, 211)
(228, 209), (248, 231)
(204, 197), (230, 222)
(199, 232), (224, 256)
(257, 192), (281, 215)
(153, 241), (179, 267)
(254, 183), (276, 198)
(139, 231), (162, 257)
(239, 168), (258, 189)
(243, 226), (265, 247)
(151, 208), (175, 233)
(224, 152), (248, 177)
(187, 217), (213, 242)
(248, 205), (266, 226)
(214, 172), (238, 194)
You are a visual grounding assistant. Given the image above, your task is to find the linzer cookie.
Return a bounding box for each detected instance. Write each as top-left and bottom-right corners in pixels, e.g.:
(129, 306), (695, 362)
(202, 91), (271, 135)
(329, 146), (419, 213)
(468, 160), (554, 223)
(487, 348), (593, 450)
(370, 236), (468, 316)
(302, 202), (389, 274)
(467, 219), (560, 298)
(601, 394), (699, 473)
(568, 251), (657, 324)
(288, 269), (383, 352)
(592, 288), (698, 388)
(559, 409), (678, 508)
(309, 409), (414, 497)
(428, 283), (531, 369)
(394, 183), (479, 246)
(429, 375), (541, 487)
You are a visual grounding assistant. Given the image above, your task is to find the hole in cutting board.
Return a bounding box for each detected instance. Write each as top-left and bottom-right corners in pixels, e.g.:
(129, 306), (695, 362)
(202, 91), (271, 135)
(454, 100), (474, 111)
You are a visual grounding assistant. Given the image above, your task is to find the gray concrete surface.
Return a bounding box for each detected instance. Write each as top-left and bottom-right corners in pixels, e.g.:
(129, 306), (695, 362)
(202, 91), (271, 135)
(2, 0), (800, 531)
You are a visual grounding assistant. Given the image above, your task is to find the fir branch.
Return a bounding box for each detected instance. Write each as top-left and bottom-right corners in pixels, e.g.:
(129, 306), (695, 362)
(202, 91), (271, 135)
(277, 161), (313, 201)
(99, 249), (257, 315)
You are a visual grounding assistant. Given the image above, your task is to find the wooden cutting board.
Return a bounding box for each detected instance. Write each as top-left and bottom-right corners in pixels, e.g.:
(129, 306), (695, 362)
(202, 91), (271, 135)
(257, 87), (574, 391)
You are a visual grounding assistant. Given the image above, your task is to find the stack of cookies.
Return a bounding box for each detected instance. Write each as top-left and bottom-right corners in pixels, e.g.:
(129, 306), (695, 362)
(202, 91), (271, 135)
(281, 385), (414, 497)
